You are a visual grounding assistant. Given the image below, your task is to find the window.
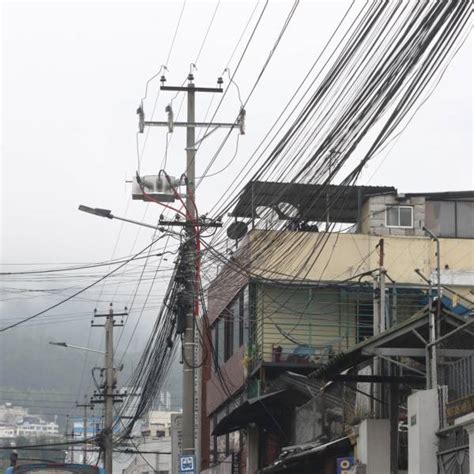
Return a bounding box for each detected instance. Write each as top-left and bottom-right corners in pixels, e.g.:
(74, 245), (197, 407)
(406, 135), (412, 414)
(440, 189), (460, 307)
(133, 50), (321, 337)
(213, 311), (234, 367)
(386, 205), (413, 228)
(457, 201), (474, 238)
(213, 289), (251, 369)
(224, 311), (233, 361)
(239, 292), (244, 346)
(216, 319), (224, 367)
(425, 200), (474, 238)
(231, 297), (240, 351)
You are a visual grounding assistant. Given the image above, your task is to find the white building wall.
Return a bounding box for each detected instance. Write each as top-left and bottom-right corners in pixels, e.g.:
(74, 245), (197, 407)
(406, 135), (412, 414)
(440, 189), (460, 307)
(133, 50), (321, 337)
(407, 389), (439, 474)
(122, 437), (171, 474)
(357, 418), (390, 474)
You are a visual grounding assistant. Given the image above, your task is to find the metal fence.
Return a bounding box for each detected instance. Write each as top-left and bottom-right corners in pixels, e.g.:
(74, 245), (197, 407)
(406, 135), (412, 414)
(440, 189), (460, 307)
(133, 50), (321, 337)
(442, 353), (474, 401)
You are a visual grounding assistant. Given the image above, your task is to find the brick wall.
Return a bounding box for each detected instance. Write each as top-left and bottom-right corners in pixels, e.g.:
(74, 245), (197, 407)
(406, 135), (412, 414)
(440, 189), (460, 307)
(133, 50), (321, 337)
(361, 194), (426, 237)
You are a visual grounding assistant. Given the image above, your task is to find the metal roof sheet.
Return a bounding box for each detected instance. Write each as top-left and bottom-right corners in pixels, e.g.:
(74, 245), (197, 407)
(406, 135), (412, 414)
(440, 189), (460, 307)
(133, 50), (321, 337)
(231, 181), (397, 223)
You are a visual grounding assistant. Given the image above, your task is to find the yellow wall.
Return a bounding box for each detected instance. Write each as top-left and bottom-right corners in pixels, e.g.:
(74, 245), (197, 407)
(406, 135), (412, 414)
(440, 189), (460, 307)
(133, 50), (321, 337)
(217, 230), (473, 364)
(247, 230), (474, 288)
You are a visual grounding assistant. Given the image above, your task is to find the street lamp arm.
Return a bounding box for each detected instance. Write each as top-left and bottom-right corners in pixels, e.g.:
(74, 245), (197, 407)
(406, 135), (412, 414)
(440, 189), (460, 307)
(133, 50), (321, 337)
(79, 204), (167, 232)
(78, 205), (113, 219)
(49, 341), (105, 354)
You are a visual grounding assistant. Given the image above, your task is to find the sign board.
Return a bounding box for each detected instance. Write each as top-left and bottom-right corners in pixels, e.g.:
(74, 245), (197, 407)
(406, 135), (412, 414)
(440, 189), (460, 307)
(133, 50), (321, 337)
(171, 413), (183, 474)
(446, 394), (474, 422)
(179, 454), (195, 473)
(337, 456), (355, 474)
(231, 452), (240, 474)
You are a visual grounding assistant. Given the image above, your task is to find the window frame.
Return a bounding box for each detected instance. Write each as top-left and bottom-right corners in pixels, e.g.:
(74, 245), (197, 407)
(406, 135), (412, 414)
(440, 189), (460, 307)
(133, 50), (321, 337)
(385, 205), (414, 229)
(224, 310), (234, 362)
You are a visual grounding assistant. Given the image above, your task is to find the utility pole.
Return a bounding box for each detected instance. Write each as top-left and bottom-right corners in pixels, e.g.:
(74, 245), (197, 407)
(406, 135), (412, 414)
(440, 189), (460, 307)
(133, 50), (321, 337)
(379, 238), (386, 334)
(423, 226), (441, 389)
(76, 397), (93, 464)
(104, 306), (114, 474)
(138, 72), (243, 470)
(71, 427), (75, 464)
(183, 75), (198, 461)
(373, 238), (385, 417)
(91, 303), (127, 474)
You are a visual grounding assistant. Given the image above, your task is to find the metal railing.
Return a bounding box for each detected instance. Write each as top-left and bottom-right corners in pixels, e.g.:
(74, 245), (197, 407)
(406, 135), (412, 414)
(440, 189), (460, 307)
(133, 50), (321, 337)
(249, 318), (356, 369)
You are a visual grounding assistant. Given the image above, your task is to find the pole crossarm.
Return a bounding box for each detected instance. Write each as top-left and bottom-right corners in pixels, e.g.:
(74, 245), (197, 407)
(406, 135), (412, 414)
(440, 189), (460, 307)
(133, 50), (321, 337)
(160, 85), (223, 93)
(158, 219), (222, 228)
(144, 120), (238, 129)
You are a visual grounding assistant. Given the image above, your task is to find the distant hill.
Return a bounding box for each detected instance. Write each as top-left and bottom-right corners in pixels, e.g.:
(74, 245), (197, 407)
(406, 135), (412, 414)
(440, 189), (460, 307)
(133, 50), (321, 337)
(0, 319), (182, 428)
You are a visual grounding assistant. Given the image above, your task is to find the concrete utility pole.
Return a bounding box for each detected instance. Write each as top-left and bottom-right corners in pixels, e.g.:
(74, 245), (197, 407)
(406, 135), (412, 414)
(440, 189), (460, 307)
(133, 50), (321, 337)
(71, 428), (75, 464)
(423, 226), (441, 389)
(139, 72), (243, 469)
(104, 306), (114, 474)
(183, 76), (197, 460)
(76, 397), (93, 464)
(92, 303), (127, 473)
(379, 238), (386, 334)
(373, 238), (385, 417)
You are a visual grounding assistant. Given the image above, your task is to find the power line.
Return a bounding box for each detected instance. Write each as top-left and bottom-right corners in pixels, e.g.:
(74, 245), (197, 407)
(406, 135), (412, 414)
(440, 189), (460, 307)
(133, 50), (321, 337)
(0, 236), (167, 333)
(0, 252), (171, 276)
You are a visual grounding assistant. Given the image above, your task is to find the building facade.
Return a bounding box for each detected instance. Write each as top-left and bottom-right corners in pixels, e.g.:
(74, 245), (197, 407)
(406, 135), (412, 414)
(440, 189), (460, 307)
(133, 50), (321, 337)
(200, 183), (474, 473)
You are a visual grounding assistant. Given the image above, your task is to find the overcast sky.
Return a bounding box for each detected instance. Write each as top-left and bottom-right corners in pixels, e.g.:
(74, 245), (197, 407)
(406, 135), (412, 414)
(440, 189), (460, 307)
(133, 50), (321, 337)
(1, 0), (472, 360)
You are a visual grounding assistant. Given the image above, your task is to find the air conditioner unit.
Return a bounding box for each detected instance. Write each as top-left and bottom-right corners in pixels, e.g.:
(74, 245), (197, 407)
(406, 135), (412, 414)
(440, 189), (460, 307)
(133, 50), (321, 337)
(132, 174), (182, 202)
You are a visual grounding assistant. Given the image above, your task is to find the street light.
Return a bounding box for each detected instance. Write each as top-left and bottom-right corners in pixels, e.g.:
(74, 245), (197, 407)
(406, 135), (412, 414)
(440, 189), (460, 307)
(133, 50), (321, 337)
(79, 205), (166, 231)
(49, 341), (105, 354)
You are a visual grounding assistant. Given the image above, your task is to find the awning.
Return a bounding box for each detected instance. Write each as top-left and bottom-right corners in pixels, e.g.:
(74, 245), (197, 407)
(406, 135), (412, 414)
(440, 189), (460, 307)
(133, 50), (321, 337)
(212, 389), (302, 436)
(261, 437), (351, 472)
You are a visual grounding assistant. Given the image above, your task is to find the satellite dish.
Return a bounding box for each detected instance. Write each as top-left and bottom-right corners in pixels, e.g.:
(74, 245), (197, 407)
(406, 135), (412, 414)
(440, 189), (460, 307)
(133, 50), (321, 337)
(255, 206), (281, 230)
(277, 201), (300, 219)
(255, 206), (279, 221)
(227, 221), (248, 240)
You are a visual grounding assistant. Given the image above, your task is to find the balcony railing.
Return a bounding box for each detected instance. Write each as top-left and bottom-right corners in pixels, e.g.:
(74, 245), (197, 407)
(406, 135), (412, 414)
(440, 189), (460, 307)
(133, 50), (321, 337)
(248, 318), (356, 372)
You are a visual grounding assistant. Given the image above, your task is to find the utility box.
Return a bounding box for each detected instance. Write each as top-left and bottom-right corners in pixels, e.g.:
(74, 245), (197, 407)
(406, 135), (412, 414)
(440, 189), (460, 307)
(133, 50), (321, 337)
(132, 174), (182, 202)
(407, 389), (439, 474)
(356, 418), (390, 474)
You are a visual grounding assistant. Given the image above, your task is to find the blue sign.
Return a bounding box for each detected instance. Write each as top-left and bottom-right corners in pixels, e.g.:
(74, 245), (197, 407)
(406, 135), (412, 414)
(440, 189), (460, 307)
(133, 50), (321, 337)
(179, 454), (195, 473)
(337, 457), (355, 474)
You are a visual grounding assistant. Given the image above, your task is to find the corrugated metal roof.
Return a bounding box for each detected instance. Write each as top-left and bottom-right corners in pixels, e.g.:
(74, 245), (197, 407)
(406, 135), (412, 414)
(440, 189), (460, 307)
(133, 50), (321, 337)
(231, 181), (397, 223)
(406, 190), (474, 201)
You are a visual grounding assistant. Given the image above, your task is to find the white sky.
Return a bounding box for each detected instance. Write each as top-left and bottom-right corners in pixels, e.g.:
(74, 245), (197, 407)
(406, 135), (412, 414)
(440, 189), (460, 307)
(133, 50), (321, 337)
(0, 0), (472, 349)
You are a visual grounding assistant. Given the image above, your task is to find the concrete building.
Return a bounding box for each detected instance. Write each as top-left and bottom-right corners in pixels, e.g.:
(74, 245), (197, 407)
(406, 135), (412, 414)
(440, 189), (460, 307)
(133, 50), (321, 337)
(72, 415), (103, 439)
(0, 404), (59, 439)
(16, 416), (60, 437)
(141, 410), (180, 438)
(0, 404), (28, 425)
(0, 426), (16, 439)
(122, 435), (171, 474)
(199, 181), (474, 473)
